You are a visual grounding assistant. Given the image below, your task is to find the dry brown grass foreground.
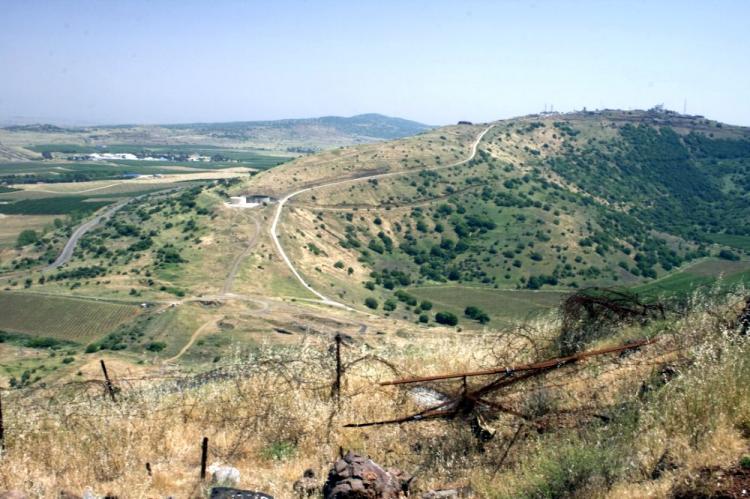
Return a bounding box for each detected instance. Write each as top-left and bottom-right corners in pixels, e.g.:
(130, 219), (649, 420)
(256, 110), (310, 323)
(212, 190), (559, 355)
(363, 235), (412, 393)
(2, 287), (750, 498)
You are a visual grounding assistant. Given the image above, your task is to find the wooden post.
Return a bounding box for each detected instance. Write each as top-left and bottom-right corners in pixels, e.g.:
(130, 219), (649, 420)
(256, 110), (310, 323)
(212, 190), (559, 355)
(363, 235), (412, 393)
(200, 437), (209, 480)
(332, 333), (343, 404)
(100, 360), (116, 402)
(0, 390), (5, 451)
(146, 462), (152, 477)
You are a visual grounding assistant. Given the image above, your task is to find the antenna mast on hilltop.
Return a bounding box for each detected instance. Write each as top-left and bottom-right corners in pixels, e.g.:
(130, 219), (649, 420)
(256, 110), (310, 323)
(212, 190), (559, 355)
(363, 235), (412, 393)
(683, 98), (687, 115)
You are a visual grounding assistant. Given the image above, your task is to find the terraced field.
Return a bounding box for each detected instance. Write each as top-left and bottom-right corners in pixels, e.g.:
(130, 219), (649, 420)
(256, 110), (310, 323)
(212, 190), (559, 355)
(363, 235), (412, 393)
(0, 292), (139, 343)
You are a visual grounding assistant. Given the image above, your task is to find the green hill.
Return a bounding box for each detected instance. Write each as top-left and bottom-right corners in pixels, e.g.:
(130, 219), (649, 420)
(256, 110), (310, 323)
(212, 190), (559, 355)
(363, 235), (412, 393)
(260, 109), (750, 321)
(167, 113), (433, 141)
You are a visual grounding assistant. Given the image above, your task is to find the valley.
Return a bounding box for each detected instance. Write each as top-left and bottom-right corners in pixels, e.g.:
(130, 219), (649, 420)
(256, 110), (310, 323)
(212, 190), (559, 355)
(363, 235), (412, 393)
(3, 109), (750, 376)
(2, 109), (750, 497)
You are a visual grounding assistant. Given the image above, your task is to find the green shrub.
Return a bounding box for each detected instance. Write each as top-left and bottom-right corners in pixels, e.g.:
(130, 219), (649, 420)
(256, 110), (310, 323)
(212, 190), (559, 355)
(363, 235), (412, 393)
(435, 311), (458, 326)
(145, 341), (167, 352)
(718, 249), (740, 261)
(518, 440), (619, 499)
(26, 337), (65, 349)
(364, 297), (379, 310)
(261, 440), (296, 461)
(16, 229), (39, 247)
(464, 305), (490, 323)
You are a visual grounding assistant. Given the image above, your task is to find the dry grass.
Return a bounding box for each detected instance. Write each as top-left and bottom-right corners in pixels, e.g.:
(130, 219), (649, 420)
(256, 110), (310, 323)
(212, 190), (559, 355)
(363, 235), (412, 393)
(0, 214), (57, 248)
(2, 289), (750, 498)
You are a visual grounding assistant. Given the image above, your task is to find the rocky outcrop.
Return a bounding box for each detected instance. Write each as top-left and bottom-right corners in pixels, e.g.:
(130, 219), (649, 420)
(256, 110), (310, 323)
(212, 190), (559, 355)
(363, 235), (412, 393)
(323, 451), (412, 498)
(293, 469), (321, 497)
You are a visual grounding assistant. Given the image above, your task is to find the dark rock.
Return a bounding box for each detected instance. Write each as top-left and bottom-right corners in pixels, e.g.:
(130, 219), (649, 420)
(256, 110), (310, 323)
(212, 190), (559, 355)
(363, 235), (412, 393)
(323, 451), (412, 498)
(651, 452), (679, 479)
(209, 488), (273, 499)
(293, 469), (321, 497)
(639, 364), (679, 399)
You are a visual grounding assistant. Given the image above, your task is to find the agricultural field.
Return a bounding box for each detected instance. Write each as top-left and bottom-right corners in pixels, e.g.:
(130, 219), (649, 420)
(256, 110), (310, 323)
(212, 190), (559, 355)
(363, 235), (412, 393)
(0, 292), (139, 344)
(633, 258), (750, 297)
(0, 195), (113, 215)
(408, 285), (567, 327)
(24, 143), (292, 170)
(708, 233), (750, 251)
(0, 158), (272, 185)
(6, 180), (185, 197)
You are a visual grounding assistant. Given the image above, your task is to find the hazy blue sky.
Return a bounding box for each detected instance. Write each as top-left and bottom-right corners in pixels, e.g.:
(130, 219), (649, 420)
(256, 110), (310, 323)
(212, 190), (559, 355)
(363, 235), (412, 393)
(1, 0), (748, 126)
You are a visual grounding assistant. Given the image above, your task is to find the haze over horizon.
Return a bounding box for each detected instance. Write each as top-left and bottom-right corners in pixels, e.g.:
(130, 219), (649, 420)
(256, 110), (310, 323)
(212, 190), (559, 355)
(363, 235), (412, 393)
(2, 0), (749, 127)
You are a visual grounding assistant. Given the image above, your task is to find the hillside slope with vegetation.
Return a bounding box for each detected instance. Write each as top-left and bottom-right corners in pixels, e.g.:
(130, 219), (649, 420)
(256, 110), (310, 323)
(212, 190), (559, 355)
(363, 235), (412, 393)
(256, 109), (750, 325)
(3, 287), (750, 498)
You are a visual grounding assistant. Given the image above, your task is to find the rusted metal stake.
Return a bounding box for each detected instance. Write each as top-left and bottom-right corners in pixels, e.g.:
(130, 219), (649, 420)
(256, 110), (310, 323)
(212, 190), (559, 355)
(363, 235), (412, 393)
(494, 423), (525, 475)
(100, 360), (116, 402)
(332, 333), (343, 404)
(381, 338), (657, 386)
(200, 437), (209, 480)
(0, 390), (5, 451)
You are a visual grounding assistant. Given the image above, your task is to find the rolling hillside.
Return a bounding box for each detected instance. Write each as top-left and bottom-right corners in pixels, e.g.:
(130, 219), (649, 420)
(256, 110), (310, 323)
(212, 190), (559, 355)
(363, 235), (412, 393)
(0, 113), (433, 161)
(3, 109), (750, 497)
(248, 108), (750, 322)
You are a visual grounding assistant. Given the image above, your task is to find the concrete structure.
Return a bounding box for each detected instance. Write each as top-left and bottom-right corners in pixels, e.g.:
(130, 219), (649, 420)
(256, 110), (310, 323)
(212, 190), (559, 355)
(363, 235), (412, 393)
(247, 195), (272, 204)
(226, 194), (275, 209)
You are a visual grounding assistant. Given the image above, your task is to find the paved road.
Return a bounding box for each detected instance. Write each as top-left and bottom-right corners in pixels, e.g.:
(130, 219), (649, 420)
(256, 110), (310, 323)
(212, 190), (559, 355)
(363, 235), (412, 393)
(45, 201), (128, 271)
(45, 187), (186, 272)
(270, 124), (496, 309)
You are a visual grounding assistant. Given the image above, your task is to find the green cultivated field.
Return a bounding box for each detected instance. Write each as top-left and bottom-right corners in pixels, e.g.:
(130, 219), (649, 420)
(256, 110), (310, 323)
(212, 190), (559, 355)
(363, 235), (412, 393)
(634, 259), (750, 297)
(0, 292), (139, 343)
(0, 196), (113, 215)
(408, 285), (567, 326)
(22, 144), (290, 171)
(709, 234), (750, 251)
(0, 161), (207, 179)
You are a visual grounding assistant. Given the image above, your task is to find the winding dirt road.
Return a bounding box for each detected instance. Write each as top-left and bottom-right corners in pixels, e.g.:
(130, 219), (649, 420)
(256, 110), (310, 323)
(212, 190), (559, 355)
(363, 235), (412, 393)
(270, 124), (495, 309)
(166, 317), (220, 363)
(222, 214), (261, 294)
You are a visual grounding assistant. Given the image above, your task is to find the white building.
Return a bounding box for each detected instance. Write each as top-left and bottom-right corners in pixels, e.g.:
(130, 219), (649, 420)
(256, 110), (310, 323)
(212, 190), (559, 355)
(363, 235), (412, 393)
(88, 152), (138, 161)
(226, 194), (275, 209)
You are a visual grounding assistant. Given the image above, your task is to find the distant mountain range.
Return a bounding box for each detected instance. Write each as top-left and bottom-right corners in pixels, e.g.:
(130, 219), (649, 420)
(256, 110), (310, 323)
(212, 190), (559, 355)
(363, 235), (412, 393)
(0, 114), (434, 156)
(162, 113), (434, 141)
